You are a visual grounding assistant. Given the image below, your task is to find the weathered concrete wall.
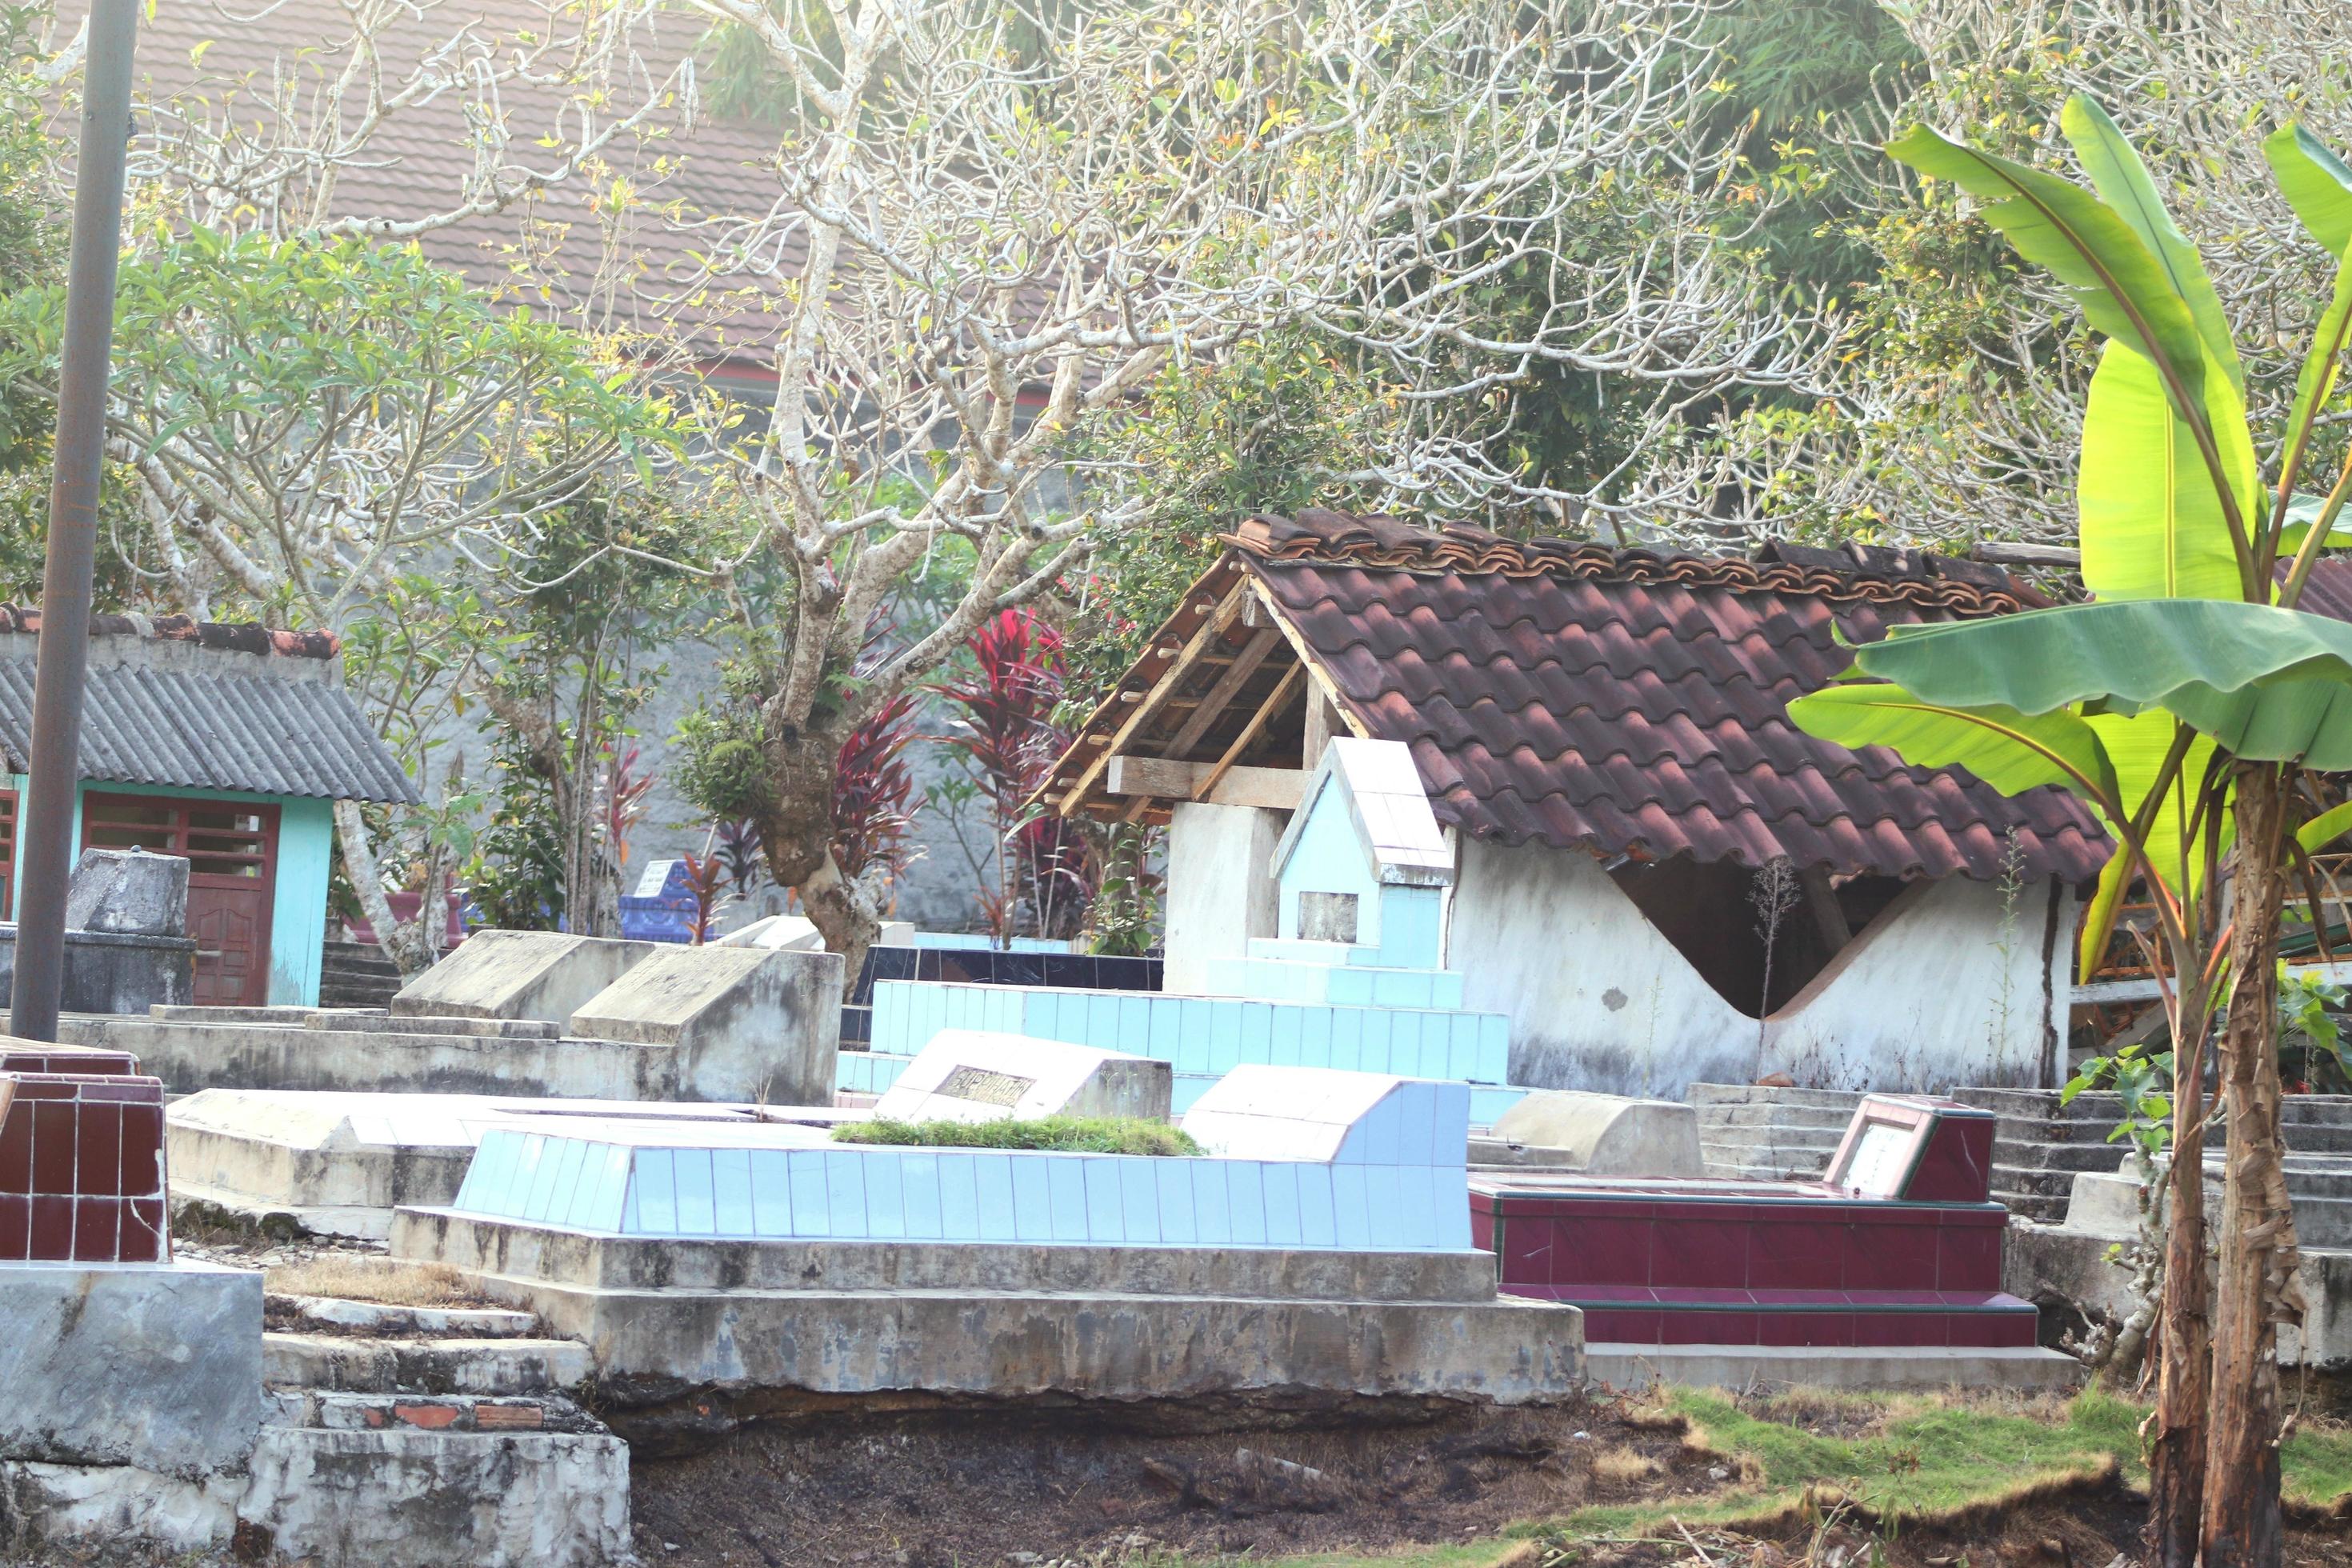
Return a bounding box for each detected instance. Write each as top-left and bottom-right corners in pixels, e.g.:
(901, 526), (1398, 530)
(238, 1425), (630, 1567)
(394, 1209), (1582, 1403)
(71, 1015), (684, 1100)
(1449, 839), (1753, 1096)
(1447, 838), (2073, 1097)
(0, 926), (195, 1014)
(567, 943), (842, 1105)
(1765, 874), (2072, 1093)
(1163, 802), (1287, 995)
(0, 1261), (264, 1476)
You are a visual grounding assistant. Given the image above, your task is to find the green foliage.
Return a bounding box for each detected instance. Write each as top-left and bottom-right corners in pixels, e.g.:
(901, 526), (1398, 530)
(673, 710), (774, 823)
(2279, 965), (2350, 1093)
(830, 1116), (1201, 1157)
(2064, 1042), (2174, 1163)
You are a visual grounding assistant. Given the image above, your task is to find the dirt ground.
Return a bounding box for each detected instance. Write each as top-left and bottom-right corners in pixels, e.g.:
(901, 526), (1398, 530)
(624, 1394), (2352, 1568)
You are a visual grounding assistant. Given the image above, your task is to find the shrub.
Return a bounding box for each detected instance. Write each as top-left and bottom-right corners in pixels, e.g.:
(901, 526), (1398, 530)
(830, 1115), (1199, 1157)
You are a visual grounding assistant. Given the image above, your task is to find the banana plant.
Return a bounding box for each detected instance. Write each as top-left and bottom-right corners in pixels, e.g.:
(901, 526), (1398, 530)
(1788, 97), (2352, 1568)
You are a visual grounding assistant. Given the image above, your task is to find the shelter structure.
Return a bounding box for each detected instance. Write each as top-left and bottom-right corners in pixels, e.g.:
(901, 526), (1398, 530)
(1042, 510), (2111, 1098)
(0, 610), (415, 1007)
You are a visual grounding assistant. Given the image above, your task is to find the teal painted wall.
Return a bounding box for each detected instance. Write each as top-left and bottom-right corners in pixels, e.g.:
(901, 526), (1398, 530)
(2, 773), (332, 1006)
(1276, 774), (1382, 942)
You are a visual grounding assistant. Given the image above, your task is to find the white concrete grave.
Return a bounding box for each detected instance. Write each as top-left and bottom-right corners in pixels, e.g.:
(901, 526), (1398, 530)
(1475, 1089), (1704, 1175)
(870, 1030), (1172, 1125)
(1179, 1062), (1470, 1170)
(390, 930), (658, 1024)
(567, 943), (842, 1105)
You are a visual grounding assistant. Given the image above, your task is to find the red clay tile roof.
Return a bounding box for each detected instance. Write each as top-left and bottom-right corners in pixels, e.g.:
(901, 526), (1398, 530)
(0, 605), (338, 659)
(59, 0), (788, 368)
(1050, 509), (2112, 886)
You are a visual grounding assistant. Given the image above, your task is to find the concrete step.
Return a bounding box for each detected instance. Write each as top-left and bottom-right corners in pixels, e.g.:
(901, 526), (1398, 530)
(265, 1333), (594, 1396)
(1687, 1083), (1866, 1112)
(1584, 1342), (2082, 1393)
(1694, 1104), (1857, 1133)
(270, 1292), (538, 1338)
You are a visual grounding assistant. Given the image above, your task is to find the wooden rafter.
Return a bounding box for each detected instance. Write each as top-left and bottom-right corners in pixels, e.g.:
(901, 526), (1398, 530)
(1052, 584), (1247, 813)
(1198, 664), (1306, 802)
(1162, 626), (1282, 761)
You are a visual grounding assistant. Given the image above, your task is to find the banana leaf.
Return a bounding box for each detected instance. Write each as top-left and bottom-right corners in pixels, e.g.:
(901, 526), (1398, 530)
(2078, 340), (2254, 601)
(2066, 98), (2242, 392)
(1783, 685), (2122, 807)
(1888, 120), (2213, 427)
(1848, 599), (2352, 769)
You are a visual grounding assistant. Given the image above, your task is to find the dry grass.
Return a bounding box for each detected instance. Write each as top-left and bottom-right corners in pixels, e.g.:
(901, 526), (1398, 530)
(1587, 1447), (1660, 1486)
(265, 1255), (480, 1306)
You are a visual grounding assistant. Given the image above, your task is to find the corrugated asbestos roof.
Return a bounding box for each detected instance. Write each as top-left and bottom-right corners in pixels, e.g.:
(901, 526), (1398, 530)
(0, 637), (417, 805)
(1047, 509), (2113, 886)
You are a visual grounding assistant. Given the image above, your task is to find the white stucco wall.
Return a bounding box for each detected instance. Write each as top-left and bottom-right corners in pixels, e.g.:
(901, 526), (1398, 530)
(1162, 802), (1290, 994)
(1447, 836), (2075, 1098)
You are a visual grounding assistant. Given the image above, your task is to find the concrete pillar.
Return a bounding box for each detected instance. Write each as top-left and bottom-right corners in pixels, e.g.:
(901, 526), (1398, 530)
(1164, 802), (1287, 994)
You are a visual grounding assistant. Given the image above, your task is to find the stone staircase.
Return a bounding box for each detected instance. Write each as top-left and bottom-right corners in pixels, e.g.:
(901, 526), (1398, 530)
(1694, 1082), (2352, 1225)
(318, 939), (404, 1009)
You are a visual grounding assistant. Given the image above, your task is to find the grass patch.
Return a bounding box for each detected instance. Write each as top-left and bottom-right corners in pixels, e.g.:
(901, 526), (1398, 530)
(265, 1256), (478, 1306)
(830, 1114), (1200, 1155)
(2285, 1414), (2352, 1510)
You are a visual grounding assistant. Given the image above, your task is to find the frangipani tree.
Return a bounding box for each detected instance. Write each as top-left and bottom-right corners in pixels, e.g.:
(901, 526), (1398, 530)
(1791, 98), (2352, 1568)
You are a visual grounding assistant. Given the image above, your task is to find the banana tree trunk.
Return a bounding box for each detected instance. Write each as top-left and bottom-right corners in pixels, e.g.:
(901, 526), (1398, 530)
(2146, 993), (2210, 1568)
(2202, 764), (2298, 1568)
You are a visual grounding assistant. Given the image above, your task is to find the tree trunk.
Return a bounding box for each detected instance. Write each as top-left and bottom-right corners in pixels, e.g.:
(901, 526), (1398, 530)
(2202, 764), (2299, 1568)
(334, 800), (429, 977)
(2146, 1021), (2210, 1568)
(758, 727), (882, 988)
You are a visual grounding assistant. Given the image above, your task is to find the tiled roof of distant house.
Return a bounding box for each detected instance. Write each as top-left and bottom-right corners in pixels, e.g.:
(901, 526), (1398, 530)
(58, 0), (790, 375)
(1043, 509), (2114, 886)
(0, 610), (416, 802)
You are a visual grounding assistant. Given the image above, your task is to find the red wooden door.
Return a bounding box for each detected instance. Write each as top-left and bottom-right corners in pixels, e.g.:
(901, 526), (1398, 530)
(80, 794), (278, 1006)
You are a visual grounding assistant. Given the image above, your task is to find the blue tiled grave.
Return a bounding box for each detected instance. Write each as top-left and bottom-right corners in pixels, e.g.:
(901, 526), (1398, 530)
(444, 1065), (1473, 1252)
(843, 741), (1533, 1124)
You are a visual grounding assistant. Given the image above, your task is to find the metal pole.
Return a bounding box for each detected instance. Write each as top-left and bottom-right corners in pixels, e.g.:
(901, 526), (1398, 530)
(12, 0), (138, 1041)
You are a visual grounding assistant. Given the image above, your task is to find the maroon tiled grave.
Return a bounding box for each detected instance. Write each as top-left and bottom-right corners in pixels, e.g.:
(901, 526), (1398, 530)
(1471, 1094), (2037, 1349)
(0, 1042), (139, 1075)
(0, 1063), (170, 1264)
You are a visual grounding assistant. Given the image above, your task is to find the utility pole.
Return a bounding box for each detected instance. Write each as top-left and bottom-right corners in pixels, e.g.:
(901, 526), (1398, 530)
(12, 0), (138, 1041)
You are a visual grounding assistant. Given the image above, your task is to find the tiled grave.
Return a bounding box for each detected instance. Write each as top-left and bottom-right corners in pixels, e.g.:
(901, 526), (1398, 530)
(392, 1065), (1580, 1405)
(842, 943), (1162, 1046)
(842, 741), (1532, 1124)
(167, 1088), (850, 1239)
(1472, 1094), (2064, 1368)
(870, 1030), (1171, 1124)
(0, 1063), (169, 1263)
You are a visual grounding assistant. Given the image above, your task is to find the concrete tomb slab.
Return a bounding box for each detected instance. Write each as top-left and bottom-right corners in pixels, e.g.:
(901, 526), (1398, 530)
(390, 929), (658, 1024)
(66, 848), (189, 937)
(1475, 1090), (1703, 1175)
(870, 1029), (1172, 1124)
(1180, 1062), (1469, 1170)
(568, 944), (842, 1106)
(0, 1258), (265, 1474)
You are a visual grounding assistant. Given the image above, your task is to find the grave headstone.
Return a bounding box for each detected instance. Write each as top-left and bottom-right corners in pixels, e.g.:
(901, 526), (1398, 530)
(1481, 1090), (1702, 1175)
(390, 930), (658, 1023)
(618, 858), (702, 943)
(64, 848), (190, 936)
(568, 944), (842, 1105)
(871, 1030), (1172, 1124)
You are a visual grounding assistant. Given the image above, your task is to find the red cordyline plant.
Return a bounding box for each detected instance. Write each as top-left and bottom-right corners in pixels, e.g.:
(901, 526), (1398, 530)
(602, 745), (654, 870)
(831, 690), (921, 889)
(678, 850), (733, 945)
(934, 608), (1096, 941)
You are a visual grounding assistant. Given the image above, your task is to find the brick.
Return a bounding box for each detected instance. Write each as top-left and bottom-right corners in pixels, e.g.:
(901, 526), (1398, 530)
(473, 1403), (545, 1430)
(392, 1402), (462, 1430)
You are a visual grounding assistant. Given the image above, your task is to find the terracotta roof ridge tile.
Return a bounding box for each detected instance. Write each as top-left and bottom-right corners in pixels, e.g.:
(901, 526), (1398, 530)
(1230, 510), (2042, 613)
(0, 604), (340, 659)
